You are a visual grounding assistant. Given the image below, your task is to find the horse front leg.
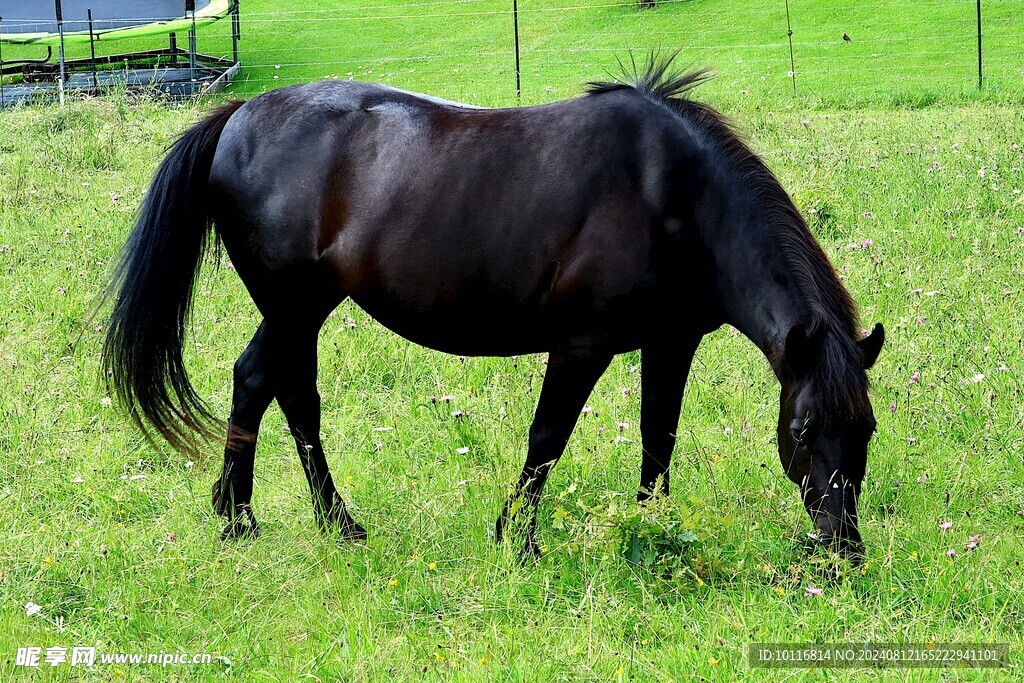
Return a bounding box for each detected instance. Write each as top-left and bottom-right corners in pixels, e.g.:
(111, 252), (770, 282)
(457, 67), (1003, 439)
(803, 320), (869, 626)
(214, 321), (274, 540)
(637, 335), (701, 501)
(496, 347), (613, 557)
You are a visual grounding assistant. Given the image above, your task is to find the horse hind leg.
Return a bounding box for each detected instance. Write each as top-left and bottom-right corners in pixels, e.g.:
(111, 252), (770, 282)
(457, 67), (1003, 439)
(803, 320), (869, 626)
(268, 311), (366, 540)
(214, 321), (275, 540)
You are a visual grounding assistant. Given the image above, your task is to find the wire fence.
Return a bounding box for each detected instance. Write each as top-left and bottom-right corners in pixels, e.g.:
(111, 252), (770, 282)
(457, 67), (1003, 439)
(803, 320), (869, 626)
(2, 0), (1022, 105)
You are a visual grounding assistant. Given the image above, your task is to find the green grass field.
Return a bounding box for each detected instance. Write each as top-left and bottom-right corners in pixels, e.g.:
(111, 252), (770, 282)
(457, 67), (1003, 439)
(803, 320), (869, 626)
(1, 0), (1023, 681)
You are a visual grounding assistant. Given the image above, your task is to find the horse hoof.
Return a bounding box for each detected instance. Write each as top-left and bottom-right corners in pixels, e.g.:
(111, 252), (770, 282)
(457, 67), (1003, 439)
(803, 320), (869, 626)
(220, 506), (260, 541)
(495, 514), (542, 561)
(338, 517), (368, 542)
(495, 519), (541, 561)
(320, 507), (368, 541)
(220, 518), (260, 541)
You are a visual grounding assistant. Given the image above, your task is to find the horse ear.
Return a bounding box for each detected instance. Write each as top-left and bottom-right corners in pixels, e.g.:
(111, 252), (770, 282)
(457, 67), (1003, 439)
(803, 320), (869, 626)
(784, 323), (826, 375)
(858, 323), (885, 369)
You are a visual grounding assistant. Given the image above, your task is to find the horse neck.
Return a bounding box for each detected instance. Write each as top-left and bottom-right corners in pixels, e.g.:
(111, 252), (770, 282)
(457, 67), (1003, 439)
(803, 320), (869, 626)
(695, 175), (824, 372)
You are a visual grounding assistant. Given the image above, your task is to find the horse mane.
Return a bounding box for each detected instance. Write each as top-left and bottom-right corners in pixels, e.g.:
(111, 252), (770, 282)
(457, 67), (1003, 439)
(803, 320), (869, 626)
(586, 53), (870, 421)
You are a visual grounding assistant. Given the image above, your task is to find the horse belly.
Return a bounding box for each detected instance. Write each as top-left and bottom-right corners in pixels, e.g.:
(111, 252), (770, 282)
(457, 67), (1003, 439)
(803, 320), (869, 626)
(332, 230), (657, 356)
(344, 265), (568, 356)
(354, 297), (553, 355)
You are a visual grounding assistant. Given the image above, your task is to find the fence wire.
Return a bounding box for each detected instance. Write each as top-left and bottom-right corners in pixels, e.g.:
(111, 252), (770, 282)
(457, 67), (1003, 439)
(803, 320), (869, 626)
(1, 0), (1021, 103)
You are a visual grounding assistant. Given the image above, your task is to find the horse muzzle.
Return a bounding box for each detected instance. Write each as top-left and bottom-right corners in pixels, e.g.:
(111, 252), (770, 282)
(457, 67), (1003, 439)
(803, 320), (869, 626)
(805, 480), (864, 562)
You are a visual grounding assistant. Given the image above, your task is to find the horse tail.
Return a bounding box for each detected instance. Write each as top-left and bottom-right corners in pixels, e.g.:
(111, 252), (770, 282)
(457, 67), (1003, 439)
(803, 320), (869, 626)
(102, 100), (245, 454)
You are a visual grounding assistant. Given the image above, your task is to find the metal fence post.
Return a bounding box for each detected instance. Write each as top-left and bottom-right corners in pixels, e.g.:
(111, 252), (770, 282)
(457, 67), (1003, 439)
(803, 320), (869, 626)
(55, 0), (67, 104)
(513, 0), (521, 100)
(88, 8), (98, 89)
(0, 16), (5, 108)
(187, 0), (197, 81)
(976, 0), (983, 89)
(232, 0), (241, 66)
(784, 0), (797, 93)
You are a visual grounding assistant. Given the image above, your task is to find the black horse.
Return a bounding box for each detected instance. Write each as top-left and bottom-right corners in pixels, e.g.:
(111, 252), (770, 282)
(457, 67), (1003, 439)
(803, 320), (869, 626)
(103, 56), (884, 558)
